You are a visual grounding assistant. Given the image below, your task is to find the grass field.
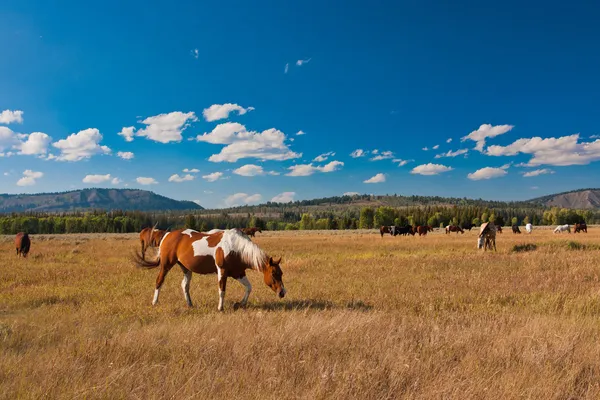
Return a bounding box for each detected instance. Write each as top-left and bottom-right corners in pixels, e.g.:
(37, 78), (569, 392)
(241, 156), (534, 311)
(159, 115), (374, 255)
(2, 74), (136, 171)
(2, 228), (600, 399)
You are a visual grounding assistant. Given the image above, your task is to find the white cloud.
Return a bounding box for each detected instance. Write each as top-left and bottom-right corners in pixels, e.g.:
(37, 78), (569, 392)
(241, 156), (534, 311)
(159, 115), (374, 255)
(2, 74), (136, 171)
(3, 172), (9, 176)
(296, 130), (306, 136)
(344, 192), (360, 196)
(183, 168), (200, 173)
(225, 193), (262, 207)
(461, 123), (514, 152)
(286, 160), (344, 176)
(313, 151), (335, 162)
(372, 150), (379, 154)
(446, 138), (453, 143)
(486, 134), (600, 166)
(522, 168), (555, 177)
(83, 174), (111, 184)
(271, 192), (295, 203)
(467, 166), (509, 181)
(118, 127), (135, 142)
(422, 147), (429, 151)
(202, 104), (255, 122)
(364, 173), (386, 183)
(410, 163), (453, 176)
(168, 173), (195, 183)
(370, 151), (394, 161)
(393, 159), (413, 166)
(434, 149), (469, 159)
(135, 112), (197, 143)
(111, 177), (122, 185)
(16, 170), (43, 186)
(117, 151), (134, 160)
(531, 186), (539, 190)
(52, 128), (111, 161)
(0, 127), (18, 152)
(233, 164), (266, 176)
(284, 63), (289, 74)
(18, 132), (51, 155)
(0, 110), (24, 124)
(202, 172), (223, 182)
(203, 190), (213, 194)
(195, 122), (247, 144)
(296, 58), (311, 66)
(136, 177), (158, 185)
(192, 48), (199, 59)
(350, 149), (365, 158)
(432, 145), (440, 150)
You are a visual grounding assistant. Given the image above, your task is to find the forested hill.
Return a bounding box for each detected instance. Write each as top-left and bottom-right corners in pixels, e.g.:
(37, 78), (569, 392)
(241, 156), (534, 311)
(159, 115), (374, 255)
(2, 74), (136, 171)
(0, 189), (202, 212)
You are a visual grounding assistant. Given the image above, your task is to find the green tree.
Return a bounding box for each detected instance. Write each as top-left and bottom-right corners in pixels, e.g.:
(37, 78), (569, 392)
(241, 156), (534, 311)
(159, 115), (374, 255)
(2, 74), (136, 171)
(359, 207), (375, 229)
(481, 212), (489, 223)
(472, 217), (481, 226)
(511, 217), (518, 226)
(299, 213), (314, 230)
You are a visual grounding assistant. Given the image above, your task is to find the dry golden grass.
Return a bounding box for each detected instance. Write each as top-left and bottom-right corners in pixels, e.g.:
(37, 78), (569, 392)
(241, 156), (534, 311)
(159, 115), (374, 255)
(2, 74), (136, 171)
(2, 228), (600, 399)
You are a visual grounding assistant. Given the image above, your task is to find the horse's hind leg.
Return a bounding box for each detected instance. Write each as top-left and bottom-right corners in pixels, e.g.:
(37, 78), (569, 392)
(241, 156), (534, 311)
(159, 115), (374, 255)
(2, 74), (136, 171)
(178, 263), (193, 307)
(152, 263), (173, 306)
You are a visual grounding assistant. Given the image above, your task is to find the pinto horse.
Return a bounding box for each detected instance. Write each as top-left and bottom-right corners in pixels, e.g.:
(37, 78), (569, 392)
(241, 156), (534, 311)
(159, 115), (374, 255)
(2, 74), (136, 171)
(445, 225), (464, 234)
(380, 226), (391, 237)
(15, 232), (31, 257)
(135, 228), (286, 311)
(478, 222), (497, 251)
(242, 227), (262, 237)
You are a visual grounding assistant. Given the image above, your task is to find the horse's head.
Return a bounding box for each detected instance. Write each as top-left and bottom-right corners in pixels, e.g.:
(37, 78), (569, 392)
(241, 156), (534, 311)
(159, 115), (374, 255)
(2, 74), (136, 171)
(263, 257), (286, 298)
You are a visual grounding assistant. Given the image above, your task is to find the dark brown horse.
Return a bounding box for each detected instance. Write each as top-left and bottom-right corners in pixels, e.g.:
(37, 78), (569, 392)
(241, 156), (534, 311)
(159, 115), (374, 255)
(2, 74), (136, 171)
(15, 232), (30, 257)
(134, 228), (285, 311)
(496, 226), (503, 234)
(242, 227), (262, 237)
(445, 225), (464, 234)
(380, 226), (391, 237)
(574, 223), (588, 233)
(512, 225), (521, 234)
(416, 225), (433, 236)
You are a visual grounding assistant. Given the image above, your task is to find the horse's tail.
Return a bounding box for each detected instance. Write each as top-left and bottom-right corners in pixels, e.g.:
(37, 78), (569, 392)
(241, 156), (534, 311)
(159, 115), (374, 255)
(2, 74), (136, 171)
(133, 250), (161, 269)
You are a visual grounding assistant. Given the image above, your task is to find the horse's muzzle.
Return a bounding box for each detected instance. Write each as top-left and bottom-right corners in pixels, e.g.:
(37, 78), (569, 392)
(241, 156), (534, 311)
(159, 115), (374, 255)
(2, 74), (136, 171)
(278, 287), (286, 298)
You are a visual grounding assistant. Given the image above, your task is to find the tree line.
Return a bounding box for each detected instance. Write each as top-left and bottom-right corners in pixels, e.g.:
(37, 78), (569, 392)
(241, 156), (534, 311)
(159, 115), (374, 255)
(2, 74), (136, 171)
(0, 205), (596, 235)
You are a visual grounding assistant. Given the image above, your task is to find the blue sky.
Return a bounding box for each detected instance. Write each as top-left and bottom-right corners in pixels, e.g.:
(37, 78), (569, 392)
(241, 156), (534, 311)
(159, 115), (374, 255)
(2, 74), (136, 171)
(1, 0), (599, 208)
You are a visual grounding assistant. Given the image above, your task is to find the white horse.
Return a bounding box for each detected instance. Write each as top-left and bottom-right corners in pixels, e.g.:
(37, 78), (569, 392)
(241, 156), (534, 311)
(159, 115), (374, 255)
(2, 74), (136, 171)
(525, 223), (533, 234)
(553, 224), (571, 234)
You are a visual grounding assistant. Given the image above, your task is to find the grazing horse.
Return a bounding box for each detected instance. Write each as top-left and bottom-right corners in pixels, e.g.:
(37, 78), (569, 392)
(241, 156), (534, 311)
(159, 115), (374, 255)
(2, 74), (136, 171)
(461, 222), (476, 231)
(478, 222), (497, 251)
(554, 224), (571, 234)
(140, 224), (167, 260)
(380, 226), (391, 237)
(15, 232), (31, 258)
(242, 227), (262, 237)
(445, 225), (464, 234)
(574, 223), (588, 233)
(392, 226), (415, 236)
(134, 228), (286, 311)
(512, 225), (521, 234)
(496, 226), (503, 234)
(416, 225), (433, 236)
(525, 223), (533, 234)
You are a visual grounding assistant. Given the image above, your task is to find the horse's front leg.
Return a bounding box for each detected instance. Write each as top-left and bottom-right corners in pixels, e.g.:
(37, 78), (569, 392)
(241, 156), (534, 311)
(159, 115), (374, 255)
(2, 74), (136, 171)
(234, 275), (252, 309)
(217, 267), (228, 311)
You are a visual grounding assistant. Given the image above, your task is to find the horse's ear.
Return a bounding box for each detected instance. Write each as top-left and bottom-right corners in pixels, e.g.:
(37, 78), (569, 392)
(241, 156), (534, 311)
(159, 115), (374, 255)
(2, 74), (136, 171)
(274, 257), (282, 265)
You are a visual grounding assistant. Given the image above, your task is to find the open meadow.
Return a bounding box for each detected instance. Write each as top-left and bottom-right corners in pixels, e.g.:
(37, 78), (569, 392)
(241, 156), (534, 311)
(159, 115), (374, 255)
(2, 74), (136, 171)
(2, 228), (600, 399)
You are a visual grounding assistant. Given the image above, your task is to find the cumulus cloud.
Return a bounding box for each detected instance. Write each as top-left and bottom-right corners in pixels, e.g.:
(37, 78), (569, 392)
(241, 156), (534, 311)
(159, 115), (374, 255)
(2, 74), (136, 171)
(183, 168), (200, 173)
(370, 151), (394, 161)
(467, 165), (509, 181)
(232, 164), (278, 176)
(19, 132), (51, 155)
(202, 104), (254, 122)
(82, 174), (111, 184)
(296, 58), (311, 66)
(410, 163), (453, 176)
(52, 128), (111, 161)
(364, 173), (386, 183)
(271, 192), (295, 203)
(0, 110), (24, 124)
(111, 177), (122, 185)
(461, 123), (514, 152)
(136, 177), (158, 185)
(486, 134), (600, 166)
(522, 168), (555, 177)
(134, 111), (197, 143)
(434, 149), (469, 159)
(168, 173), (195, 183)
(118, 127), (135, 142)
(350, 149), (365, 158)
(286, 161), (344, 176)
(17, 170), (43, 186)
(117, 151), (134, 160)
(225, 193), (262, 207)
(202, 172), (223, 182)
(313, 151), (335, 162)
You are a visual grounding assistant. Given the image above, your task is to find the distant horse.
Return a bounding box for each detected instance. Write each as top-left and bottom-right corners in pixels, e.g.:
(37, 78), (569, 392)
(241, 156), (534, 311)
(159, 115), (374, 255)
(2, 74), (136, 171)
(140, 224), (167, 260)
(525, 223), (533, 234)
(242, 227), (262, 237)
(512, 225), (521, 234)
(496, 226), (503, 234)
(416, 225), (433, 236)
(461, 222), (476, 231)
(445, 225), (464, 234)
(574, 223), (588, 233)
(478, 222), (496, 251)
(15, 232), (31, 258)
(554, 224), (571, 234)
(134, 228), (286, 311)
(392, 226), (415, 236)
(380, 226), (391, 237)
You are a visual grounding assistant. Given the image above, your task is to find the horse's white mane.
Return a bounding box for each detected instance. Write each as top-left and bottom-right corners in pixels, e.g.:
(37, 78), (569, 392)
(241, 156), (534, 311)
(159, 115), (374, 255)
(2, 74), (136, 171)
(221, 229), (268, 271)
